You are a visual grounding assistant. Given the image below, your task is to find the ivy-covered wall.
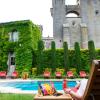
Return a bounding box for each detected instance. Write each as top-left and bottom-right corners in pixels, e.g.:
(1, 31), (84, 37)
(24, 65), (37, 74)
(0, 20), (41, 71)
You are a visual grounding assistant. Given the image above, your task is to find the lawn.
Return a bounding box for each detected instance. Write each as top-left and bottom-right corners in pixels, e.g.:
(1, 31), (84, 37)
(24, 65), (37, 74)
(0, 93), (35, 100)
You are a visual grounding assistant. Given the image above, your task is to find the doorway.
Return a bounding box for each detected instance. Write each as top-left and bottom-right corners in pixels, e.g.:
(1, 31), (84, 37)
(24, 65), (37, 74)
(7, 52), (15, 76)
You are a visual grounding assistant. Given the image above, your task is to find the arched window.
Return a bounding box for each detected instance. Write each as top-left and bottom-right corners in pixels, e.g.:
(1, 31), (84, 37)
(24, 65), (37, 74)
(65, 0), (77, 5)
(9, 30), (19, 42)
(66, 11), (79, 17)
(66, 13), (78, 17)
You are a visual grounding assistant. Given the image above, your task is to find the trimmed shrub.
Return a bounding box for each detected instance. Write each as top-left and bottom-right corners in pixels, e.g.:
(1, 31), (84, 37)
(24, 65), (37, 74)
(37, 40), (44, 74)
(50, 41), (56, 72)
(74, 42), (81, 73)
(63, 42), (70, 71)
(88, 40), (96, 65)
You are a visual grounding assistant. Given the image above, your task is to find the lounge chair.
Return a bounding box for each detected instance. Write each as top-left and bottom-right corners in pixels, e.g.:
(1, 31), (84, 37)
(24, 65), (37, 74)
(11, 71), (18, 78)
(79, 71), (87, 78)
(0, 71), (6, 78)
(67, 71), (74, 78)
(82, 60), (100, 100)
(43, 71), (51, 78)
(55, 72), (62, 78)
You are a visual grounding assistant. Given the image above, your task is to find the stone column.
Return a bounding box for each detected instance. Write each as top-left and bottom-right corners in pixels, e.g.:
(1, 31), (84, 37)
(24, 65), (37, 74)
(63, 24), (70, 48)
(80, 23), (88, 49)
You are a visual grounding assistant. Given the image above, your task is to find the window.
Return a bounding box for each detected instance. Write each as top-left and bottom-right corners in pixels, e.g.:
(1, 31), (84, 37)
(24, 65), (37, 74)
(95, 10), (99, 15)
(72, 21), (76, 26)
(65, 0), (77, 5)
(9, 31), (18, 42)
(66, 13), (78, 17)
(11, 57), (15, 65)
(8, 52), (15, 66)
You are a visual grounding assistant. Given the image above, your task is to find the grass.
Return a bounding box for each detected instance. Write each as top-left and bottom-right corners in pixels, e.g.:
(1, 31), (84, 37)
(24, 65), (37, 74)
(0, 93), (35, 100)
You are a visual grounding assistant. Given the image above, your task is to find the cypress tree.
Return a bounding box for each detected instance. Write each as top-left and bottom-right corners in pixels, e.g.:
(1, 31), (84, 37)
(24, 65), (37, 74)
(74, 42), (81, 73)
(37, 40), (44, 74)
(88, 40), (96, 65)
(63, 42), (70, 71)
(51, 41), (56, 73)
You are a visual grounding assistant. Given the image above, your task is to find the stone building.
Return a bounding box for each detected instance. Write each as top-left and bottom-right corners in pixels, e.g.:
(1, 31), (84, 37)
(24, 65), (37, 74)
(0, 20), (41, 76)
(42, 36), (54, 49)
(51, 0), (100, 48)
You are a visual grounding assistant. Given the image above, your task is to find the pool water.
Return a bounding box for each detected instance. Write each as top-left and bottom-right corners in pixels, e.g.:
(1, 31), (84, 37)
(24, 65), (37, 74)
(0, 81), (76, 91)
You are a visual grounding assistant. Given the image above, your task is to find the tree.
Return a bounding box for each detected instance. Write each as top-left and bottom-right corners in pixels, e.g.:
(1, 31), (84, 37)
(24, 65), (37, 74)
(63, 42), (70, 71)
(51, 41), (56, 72)
(74, 42), (81, 73)
(88, 40), (96, 65)
(37, 40), (44, 74)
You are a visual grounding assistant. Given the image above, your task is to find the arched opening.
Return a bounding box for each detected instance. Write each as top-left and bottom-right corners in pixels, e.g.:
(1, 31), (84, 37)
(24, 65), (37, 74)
(65, 0), (77, 5)
(66, 11), (79, 17)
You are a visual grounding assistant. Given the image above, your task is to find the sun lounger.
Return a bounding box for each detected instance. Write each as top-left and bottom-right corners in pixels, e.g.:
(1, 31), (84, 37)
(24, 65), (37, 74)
(79, 71), (87, 78)
(11, 71), (18, 78)
(0, 71), (6, 78)
(43, 71), (51, 78)
(67, 71), (74, 78)
(82, 60), (100, 100)
(55, 72), (62, 78)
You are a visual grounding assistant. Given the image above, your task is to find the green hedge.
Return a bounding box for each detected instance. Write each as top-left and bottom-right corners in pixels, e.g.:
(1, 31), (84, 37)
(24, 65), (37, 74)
(33, 49), (100, 73)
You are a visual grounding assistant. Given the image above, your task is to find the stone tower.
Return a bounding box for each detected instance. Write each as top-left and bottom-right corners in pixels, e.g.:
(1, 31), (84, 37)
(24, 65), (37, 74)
(80, 0), (100, 48)
(51, 0), (65, 48)
(51, 0), (100, 48)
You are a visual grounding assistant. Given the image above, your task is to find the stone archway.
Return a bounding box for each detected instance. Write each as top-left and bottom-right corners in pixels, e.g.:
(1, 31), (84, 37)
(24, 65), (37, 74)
(66, 5), (80, 17)
(66, 10), (80, 17)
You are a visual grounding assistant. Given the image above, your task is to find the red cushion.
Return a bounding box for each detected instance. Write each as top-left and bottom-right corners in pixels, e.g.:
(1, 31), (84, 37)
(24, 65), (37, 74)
(67, 71), (73, 77)
(56, 72), (61, 76)
(44, 72), (50, 77)
(12, 72), (18, 77)
(80, 71), (86, 77)
(0, 71), (6, 76)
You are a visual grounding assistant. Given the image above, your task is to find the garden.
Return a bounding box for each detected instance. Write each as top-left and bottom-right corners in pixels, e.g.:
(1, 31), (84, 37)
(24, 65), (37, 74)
(0, 20), (99, 79)
(10, 40), (100, 78)
(0, 40), (100, 100)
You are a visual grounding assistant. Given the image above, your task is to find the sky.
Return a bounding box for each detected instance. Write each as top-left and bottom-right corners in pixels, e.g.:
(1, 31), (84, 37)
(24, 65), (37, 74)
(0, 0), (77, 37)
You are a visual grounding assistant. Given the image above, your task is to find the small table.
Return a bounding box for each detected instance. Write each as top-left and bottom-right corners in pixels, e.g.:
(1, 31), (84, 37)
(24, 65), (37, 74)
(34, 93), (73, 100)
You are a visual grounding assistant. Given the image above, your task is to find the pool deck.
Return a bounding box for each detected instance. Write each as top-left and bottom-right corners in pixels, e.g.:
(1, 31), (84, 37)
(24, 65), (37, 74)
(0, 78), (82, 82)
(0, 78), (82, 94)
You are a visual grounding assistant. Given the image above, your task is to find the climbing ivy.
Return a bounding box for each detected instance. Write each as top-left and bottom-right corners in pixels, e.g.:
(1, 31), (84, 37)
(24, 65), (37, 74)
(0, 20), (41, 71)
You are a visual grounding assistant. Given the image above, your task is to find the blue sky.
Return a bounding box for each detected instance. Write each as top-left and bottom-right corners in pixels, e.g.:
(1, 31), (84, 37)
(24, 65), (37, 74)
(0, 0), (76, 37)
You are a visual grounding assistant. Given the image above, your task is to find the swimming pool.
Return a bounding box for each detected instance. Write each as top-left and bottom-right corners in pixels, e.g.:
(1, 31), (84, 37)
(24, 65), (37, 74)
(0, 80), (76, 92)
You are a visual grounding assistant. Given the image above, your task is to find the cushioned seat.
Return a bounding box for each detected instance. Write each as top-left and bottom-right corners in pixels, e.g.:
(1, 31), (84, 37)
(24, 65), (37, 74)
(43, 71), (51, 78)
(67, 71), (74, 78)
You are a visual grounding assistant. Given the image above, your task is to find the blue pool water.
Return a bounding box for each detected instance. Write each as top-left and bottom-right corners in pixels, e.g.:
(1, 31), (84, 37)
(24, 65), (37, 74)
(0, 81), (76, 91)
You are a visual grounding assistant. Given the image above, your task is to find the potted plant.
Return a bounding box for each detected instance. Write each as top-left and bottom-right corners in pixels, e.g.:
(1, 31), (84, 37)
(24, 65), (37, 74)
(32, 67), (37, 78)
(22, 68), (29, 79)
